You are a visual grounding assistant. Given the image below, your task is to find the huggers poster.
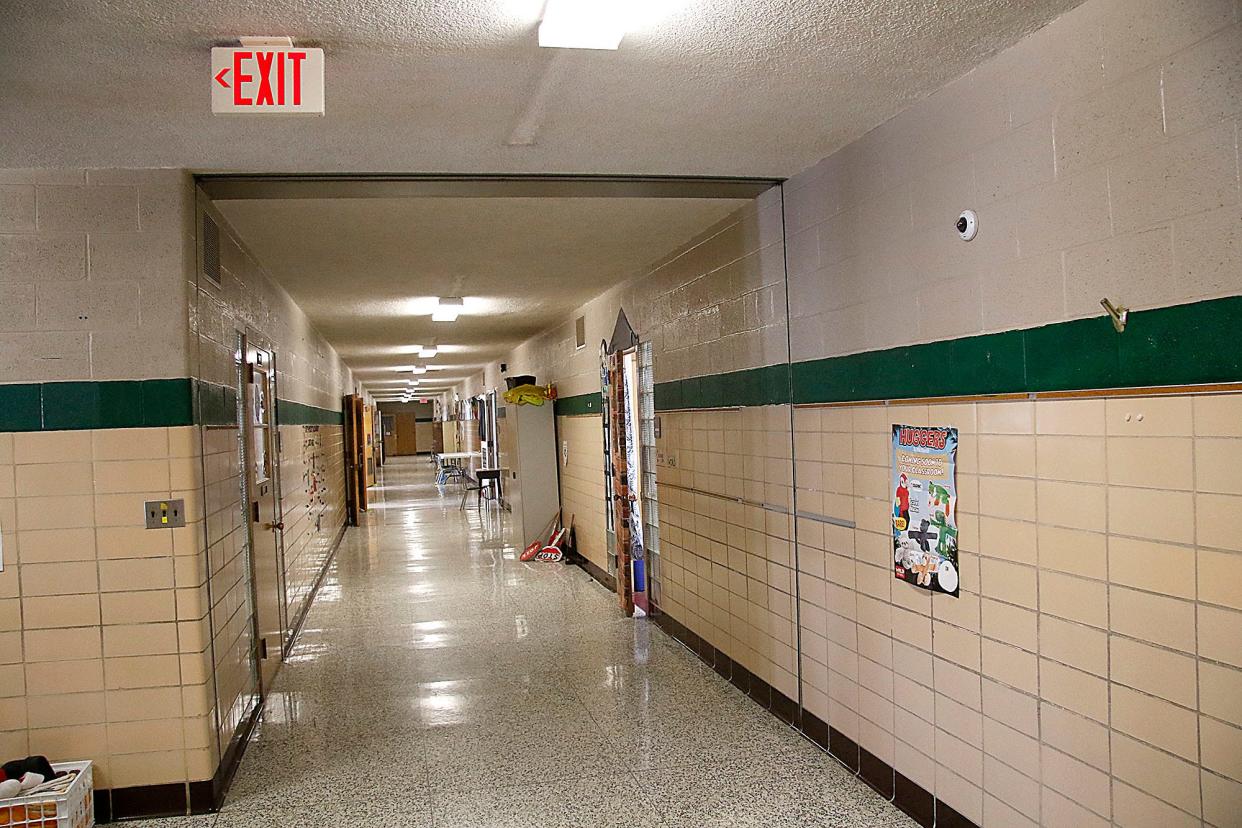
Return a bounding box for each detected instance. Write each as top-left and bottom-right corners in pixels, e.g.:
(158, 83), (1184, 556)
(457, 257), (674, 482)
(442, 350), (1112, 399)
(892, 425), (960, 597)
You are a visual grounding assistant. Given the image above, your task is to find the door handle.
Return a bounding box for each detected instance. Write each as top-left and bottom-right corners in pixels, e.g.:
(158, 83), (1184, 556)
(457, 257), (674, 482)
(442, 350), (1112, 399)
(264, 521), (284, 531)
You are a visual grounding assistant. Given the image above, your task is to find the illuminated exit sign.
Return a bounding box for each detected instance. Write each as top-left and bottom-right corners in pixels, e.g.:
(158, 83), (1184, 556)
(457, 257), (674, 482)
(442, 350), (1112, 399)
(211, 47), (325, 115)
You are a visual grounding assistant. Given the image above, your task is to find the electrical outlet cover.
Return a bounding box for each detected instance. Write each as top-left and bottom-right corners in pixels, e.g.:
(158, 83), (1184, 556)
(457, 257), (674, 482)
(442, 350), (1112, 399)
(145, 499), (187, 529)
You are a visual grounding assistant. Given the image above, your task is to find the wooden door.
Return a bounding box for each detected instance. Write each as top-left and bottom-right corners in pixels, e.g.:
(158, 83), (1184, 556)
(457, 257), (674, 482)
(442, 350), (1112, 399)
(363, 405), (376, 486)
(392, 412), (419, 455)
(382, 415), (397, 458)
(243, 341), (287, 688)
(344, 395), (368, 521)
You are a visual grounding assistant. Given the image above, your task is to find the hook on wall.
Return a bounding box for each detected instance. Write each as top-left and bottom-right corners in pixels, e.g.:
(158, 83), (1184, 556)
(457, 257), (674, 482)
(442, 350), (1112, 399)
(1100, 298), (1129, 333)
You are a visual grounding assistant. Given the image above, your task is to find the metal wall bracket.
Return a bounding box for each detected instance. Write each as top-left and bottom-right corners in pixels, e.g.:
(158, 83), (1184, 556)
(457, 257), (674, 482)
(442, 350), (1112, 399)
(1101, 297), (1129, 333)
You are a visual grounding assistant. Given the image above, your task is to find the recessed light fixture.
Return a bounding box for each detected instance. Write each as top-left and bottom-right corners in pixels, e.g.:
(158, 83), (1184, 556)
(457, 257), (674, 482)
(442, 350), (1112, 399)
(539, 0), (626, 49)
(431, 297), (464, 322)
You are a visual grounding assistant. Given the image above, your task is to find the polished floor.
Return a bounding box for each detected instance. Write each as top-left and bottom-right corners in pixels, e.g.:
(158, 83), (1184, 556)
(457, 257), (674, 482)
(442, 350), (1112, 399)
(153, 457), (917, 827)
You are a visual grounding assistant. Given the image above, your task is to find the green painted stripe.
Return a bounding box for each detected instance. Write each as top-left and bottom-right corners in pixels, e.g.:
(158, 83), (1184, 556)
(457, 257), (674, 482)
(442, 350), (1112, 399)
(414, 416), (435, 423)
(655, 363), (791, 411)
(554, 392), (604, 416)
(276, 399), (344, 426)
(655, 296), (1242, 410)
(0, 379), (195, 432)
(0, 378), (343, 431)
(194, 379), (239, 427)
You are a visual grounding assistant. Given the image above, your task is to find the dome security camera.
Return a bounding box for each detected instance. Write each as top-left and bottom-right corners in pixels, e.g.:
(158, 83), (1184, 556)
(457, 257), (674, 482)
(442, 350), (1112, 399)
(956, 210), (978, 241)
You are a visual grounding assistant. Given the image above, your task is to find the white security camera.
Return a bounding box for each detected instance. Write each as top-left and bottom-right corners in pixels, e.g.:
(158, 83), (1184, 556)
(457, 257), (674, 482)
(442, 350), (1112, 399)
(956, 210), (978, 241)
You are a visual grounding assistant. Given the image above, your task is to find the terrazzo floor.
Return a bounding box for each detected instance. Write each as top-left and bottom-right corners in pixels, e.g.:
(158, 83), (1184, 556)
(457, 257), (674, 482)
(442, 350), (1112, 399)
(148, 457), (918, 827)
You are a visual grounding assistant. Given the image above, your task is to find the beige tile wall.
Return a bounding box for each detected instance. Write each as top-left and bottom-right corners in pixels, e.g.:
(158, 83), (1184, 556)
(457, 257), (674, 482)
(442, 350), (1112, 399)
(0, 427), (216, 790)
(0, 169), (194, 382)
(200, 424), (257, 760)
(278, 424), (346, 625)
(556, 415), (609, 572)
(783, 0), (1242, 361)
(795, 393), (1242, 826)
(655, 406), (799, 701)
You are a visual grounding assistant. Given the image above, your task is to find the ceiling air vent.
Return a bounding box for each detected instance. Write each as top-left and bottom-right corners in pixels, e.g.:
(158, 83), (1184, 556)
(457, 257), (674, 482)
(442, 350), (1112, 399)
(575, 315), (586, 349)
(201, 213), (222, 288)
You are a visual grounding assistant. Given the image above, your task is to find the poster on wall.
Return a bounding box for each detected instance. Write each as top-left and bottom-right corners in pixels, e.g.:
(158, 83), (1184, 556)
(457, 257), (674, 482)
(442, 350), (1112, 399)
(892, 425), (960, 597)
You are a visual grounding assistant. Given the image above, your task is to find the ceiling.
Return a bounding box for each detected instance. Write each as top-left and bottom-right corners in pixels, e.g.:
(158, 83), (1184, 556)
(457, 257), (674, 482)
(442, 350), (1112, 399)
(215, 194), (749, 395)
(2, 0), (1084, 178)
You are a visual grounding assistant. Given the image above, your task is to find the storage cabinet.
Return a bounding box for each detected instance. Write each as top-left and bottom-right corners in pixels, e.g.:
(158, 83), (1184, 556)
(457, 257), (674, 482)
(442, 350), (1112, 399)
(496, 400), (559, 548)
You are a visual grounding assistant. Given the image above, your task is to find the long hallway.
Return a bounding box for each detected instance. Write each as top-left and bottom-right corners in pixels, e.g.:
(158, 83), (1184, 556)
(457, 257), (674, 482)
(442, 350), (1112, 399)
(164, 457), (916, 827)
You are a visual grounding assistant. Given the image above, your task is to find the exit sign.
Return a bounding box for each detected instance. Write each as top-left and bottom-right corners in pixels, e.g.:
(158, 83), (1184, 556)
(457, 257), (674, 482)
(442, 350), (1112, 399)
(211, 47), (325, 115)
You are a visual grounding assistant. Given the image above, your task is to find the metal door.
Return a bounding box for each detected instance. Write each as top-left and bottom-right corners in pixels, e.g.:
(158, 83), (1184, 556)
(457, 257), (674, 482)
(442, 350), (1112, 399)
(243, 340), (288, 689)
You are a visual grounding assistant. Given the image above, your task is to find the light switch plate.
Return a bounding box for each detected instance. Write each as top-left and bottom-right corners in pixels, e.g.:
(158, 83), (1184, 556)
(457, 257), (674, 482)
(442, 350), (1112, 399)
(145, 499), (187, 529)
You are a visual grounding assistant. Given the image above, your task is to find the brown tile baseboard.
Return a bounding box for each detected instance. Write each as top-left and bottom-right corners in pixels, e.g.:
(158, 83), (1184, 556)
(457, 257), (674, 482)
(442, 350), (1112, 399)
(649, 610), (800, 730)
(95, 781), (197, 822)
(92, 694), (263, 822)
(567, 549), (617, 592)
(859, 745), (895, 799)
(895, 771), (936, 827)
(650, 602), (978, 828)
(97, 521), (349, 822)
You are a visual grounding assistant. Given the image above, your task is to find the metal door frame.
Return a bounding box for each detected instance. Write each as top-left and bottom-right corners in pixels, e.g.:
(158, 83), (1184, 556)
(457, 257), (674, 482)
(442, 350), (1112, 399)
(240, 333), (290, 687)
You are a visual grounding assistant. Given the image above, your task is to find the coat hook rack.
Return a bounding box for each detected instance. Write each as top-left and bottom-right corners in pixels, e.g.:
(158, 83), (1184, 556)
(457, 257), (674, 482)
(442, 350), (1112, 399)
(1100, 297), (1129, 333)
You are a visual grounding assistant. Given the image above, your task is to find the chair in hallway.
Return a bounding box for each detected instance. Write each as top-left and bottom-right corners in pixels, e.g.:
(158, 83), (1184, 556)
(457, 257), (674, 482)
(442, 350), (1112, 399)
(460, 467), (503, 510)
(436, 456), (465, 487)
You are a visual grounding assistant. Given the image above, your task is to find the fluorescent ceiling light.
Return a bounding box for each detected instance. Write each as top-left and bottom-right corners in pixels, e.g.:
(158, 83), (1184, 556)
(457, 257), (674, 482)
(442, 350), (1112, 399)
(431, 297), (464, 322)
(413, 366), (428, 375)
(419, 340), (439, 358)
(539, 0), (625, 50)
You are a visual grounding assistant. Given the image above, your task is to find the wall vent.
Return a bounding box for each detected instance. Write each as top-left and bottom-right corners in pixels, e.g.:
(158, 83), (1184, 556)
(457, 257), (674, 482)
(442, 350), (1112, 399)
(575, 315), (586, 349)
(201, 213), (222, 288)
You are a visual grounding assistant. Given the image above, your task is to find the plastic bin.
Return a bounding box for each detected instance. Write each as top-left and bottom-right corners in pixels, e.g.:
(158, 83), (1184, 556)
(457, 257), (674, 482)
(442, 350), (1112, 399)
(0, 761), (93, 828)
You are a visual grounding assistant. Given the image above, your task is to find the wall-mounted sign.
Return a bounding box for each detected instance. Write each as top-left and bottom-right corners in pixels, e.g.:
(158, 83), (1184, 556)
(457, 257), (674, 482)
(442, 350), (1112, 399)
(211, 47), (325, 115)
(892, 425), (960, 597)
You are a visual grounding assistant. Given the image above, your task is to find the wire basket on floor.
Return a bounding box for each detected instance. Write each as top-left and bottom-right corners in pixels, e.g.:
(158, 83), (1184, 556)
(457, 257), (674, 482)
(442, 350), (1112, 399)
(0, 761), (93, 828)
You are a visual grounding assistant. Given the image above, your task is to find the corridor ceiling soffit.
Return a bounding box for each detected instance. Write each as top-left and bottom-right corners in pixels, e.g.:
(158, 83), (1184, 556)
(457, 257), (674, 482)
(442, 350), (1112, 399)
(2, 0), (1085, 176)
(214, 195), (746, 391)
